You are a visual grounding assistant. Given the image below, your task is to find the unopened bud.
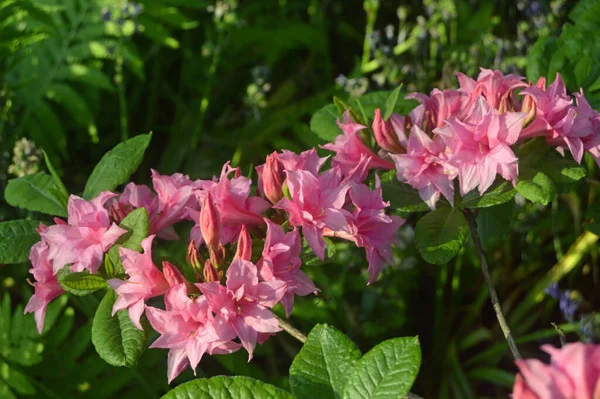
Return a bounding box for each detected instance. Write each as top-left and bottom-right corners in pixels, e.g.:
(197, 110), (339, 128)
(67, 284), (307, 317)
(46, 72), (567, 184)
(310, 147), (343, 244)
(234, 225), (252, 261)
(521, 94), (537, 128)
(209, 244), (226, 269)
(162, 261), (187, 287)
(372, 108), (406, 153)
(202, 259), (221, 283)
(262, 152), (283, 204)
(186, 241), (203, 272)
(200, 193), (221, 251)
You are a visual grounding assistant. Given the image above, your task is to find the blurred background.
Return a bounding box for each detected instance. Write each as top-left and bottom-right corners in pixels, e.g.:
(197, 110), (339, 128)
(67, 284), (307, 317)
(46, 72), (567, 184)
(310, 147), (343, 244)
(1, 0), (599, 398)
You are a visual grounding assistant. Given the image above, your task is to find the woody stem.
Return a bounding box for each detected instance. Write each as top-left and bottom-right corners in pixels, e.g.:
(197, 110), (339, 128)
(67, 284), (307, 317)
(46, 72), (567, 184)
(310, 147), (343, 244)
(464, 209), (522, 360)
(273, 313), (307, 343)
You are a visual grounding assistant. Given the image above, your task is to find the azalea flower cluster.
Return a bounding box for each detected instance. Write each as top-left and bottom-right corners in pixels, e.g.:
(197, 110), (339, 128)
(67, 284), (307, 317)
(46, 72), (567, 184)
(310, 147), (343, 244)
(24, 149), (403, 382)
(324, 69), (600, 209)
(512, 342), (600, 399)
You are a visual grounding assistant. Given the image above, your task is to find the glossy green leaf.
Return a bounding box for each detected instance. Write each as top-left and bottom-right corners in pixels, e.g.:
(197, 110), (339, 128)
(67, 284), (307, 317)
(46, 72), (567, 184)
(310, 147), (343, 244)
(83, 133), (152, 199)
(516, 171), (555, 205)
(57, 269), (108, 296)
(4, 173), (67, 217)
(160, 376), (294, 399)
(343, 337), (421, 399)
(0, 220), (43, 264)
(43, 150), (69, 200)
(290, 324), (362, 399)
(310, 104), (341, 141)
(383, 85), (402, 120)
(460, 180), (516, 209)
(91, 290), (147, 367)
(105, 208), (150, 277)
(414, 207), (468, 264)
(379, 171), (430, 212)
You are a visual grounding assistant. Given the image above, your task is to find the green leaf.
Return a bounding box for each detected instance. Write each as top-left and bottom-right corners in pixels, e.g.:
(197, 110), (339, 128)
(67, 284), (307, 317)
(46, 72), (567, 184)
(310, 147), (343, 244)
(45, 83), (96, 135)
(383, 85), (402, 120)
(4, 173), (67, 217)
(516, 171), (556, 205)
(538, 151), (586, 183)
(56, 64), (114, 91)
(466, 367), (515, 389)
(342, 337), (421, 399)
(414, 207), (468, 264)
(43, 150), (69, 200)
(105, 208), (150, 277)
(57, 269), (108, 296)
(351, 91), (418, 120)
(289, 324), (362, 399)
(83, 133), (152, 199)
(91, 290), (147, 368)
(160, 376), (294, 399)
(0, 220), (43, 264)
(461, 180), (516, 208)
(476, 201), (515, 250)
(379, 171), (430, 212)
(310, 104), (341, 141)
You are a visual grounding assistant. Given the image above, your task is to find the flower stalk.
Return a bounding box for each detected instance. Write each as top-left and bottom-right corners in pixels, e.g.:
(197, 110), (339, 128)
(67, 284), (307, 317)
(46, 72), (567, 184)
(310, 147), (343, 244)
(464, 208), (522, 360)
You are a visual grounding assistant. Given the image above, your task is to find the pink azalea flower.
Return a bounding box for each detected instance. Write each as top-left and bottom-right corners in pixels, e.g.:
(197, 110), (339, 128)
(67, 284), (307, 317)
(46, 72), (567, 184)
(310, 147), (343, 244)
(24, 224), (64, 334)
(372, 109), (407, 154)
(342, 177), (404, 283)
(322, 111), (395, 175)
(43, 192), (127, 274)
(274, 169), (351, 260)
(389, 125), (457, 209)
(407, 88), (473, 132)
(145, 284), (240, 383)
(278, 148), (328, 176)
(107, 183), (157, 224)
(574, 90), (600, 167)
(457, 68), (526, 109)
(107, 235), (186, 329)
(198, 259), (286, 360)
(257, 219), (318, 317)
(151, 170), (211, 240)
(512, 342), (600, 399)
(210, 163), (270, 242)
(436, 98), (526, 195)
(520, 74), (588, 163)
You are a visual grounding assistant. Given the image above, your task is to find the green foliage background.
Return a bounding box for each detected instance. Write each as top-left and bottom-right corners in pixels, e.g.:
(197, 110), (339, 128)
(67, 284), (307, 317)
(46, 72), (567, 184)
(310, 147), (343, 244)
(1, 0), (599, 398)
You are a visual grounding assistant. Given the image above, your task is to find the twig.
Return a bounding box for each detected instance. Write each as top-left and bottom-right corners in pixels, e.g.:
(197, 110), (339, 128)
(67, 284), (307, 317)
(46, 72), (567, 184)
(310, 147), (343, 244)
(272, 313), (307, 344)
(464, 209), (522, 360)
(551, 322), (567, 347)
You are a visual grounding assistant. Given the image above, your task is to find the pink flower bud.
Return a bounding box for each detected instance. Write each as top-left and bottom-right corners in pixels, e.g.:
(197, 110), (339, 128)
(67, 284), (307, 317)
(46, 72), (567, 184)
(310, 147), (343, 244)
(202, 259), (221, 283)
(162, 261), (187, 287)
(262, 152), (283, 204)
(200, 193), (220, 251)
(234, 225), (252, 261)
(372, 109), (407, 154)
(186, 240), (203, 272)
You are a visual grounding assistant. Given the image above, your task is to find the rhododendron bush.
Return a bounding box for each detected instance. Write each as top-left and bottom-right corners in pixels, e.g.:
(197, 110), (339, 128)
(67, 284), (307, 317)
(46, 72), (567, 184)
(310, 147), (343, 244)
(2, 68), (600, 398)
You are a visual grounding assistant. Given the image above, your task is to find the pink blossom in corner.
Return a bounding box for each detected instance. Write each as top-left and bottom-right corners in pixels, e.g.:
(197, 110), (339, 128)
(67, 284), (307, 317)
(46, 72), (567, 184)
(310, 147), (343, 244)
(520, 74), (588, 163)
(107, 235), (186, 330)
(24, 225), (64, 334)
(257, 219), (318, 317)
(389, 125), (457, 209)
(43, 192), (127, 274)
(274, 169), (351, 260)
(372, 108), (407, 153)
(321, 111), (394, 175)
(146, 284), (240, 383)
(574, 89), (600, 167)
(512, 342), (600, 399)
(436, 98), (526, 196)
(456, 68), (526, 109)
(198, 259), (286, 359)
